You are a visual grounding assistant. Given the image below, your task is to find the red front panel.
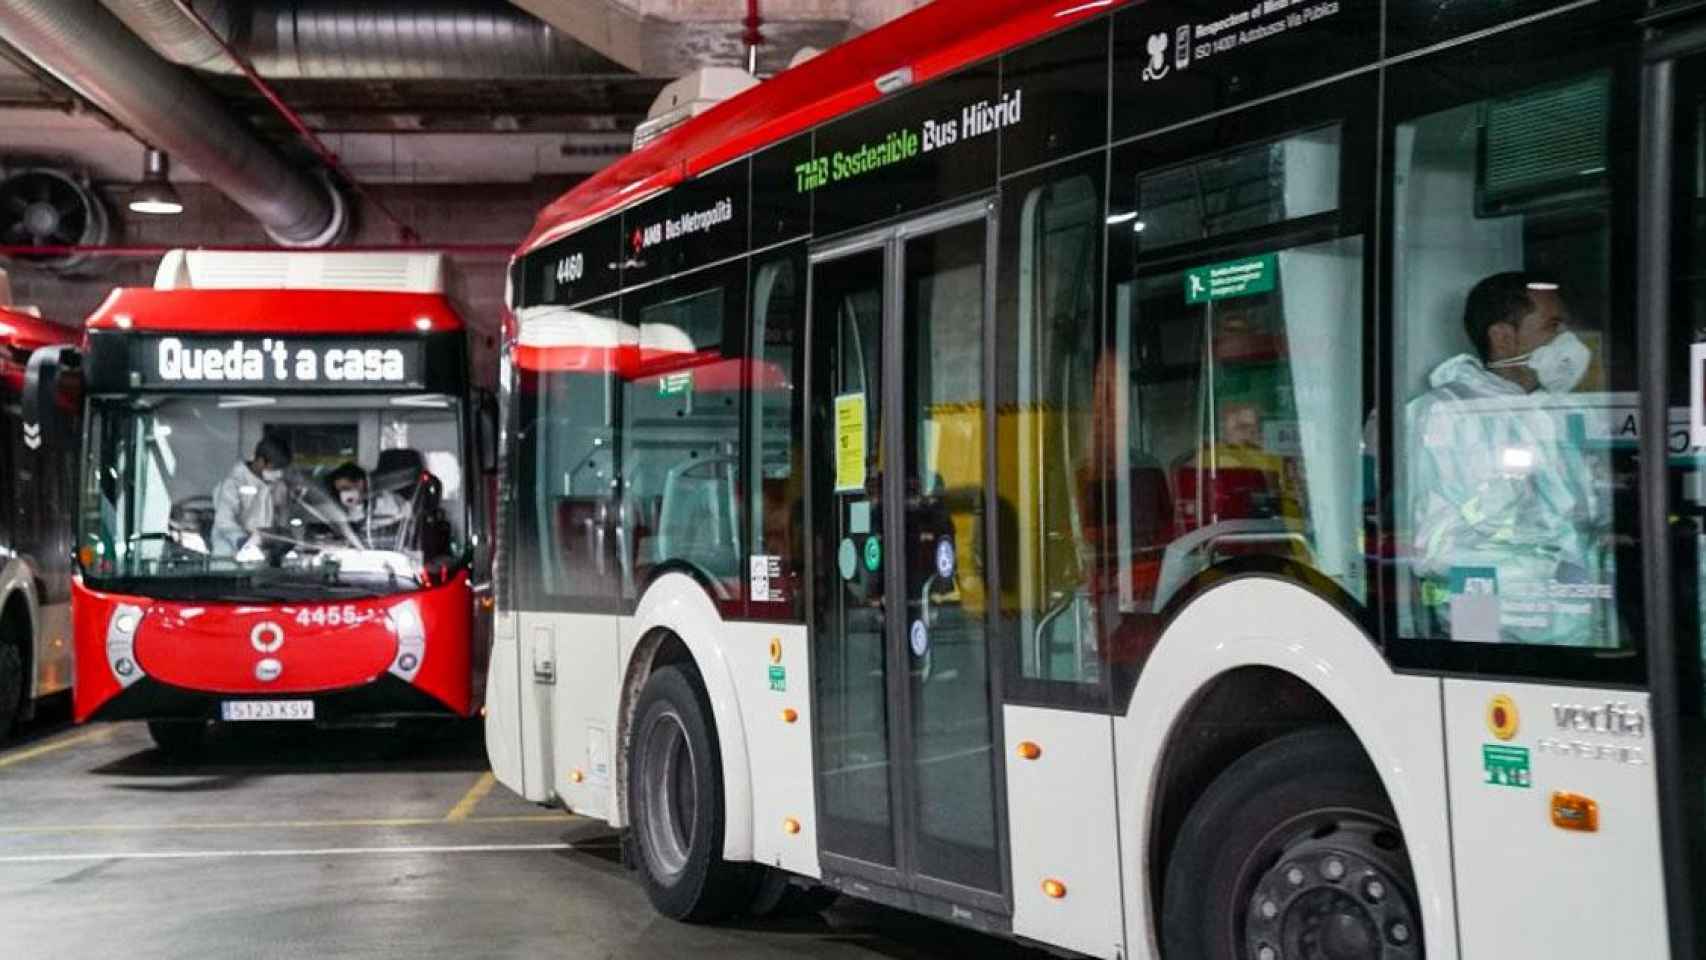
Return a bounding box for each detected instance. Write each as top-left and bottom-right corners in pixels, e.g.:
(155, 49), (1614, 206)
(72, 573), (473, 722)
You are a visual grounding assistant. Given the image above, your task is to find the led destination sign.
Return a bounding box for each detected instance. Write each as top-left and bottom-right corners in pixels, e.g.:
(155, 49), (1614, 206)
(137, 336), (425, 390)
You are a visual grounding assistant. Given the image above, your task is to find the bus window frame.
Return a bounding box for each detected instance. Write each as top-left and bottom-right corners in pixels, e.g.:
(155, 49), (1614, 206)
(1377, 22), (1648, 687)
(1097, 75), (1380, 714)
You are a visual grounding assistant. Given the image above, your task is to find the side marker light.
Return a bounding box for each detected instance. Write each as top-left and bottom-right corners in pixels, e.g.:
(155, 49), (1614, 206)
(1551, 791), (1599, 832)
(1017, 741), (1042, 760)
(783, 817), (801, 835)
(1042, 878), (1067, 899)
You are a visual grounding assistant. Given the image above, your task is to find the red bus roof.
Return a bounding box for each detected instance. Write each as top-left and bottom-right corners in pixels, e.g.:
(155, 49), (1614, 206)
(0, 305), (77, 352)
(518, 0), (1129, 255)
(86, 288), (466, 335)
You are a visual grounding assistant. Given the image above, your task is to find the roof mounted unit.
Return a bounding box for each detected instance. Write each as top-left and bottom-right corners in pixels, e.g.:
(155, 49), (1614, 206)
(153, 249), (447, 294)
(633, 67), (760, 150)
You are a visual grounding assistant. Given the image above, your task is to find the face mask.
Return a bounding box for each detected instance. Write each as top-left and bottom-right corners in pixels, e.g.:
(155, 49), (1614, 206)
(339, 490), (362, 510)
(261, 468), (284, 483)
(1525, 329), (1590, 393)
(1493, 329), (1591, 394)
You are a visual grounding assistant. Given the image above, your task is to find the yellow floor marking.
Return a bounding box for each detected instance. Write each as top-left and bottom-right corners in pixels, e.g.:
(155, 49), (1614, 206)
(0, 812), (574, 837)
(444, 771), (498, 822)
(0, 726), (114, 771)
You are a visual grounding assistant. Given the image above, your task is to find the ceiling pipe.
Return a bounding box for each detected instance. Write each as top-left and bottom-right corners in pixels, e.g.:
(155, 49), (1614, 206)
(0, 0), (345, 247)
(104, 0), (611, 80)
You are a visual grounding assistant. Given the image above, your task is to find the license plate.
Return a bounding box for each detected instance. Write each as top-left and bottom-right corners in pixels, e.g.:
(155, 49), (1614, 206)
(220, 700), (315, 722)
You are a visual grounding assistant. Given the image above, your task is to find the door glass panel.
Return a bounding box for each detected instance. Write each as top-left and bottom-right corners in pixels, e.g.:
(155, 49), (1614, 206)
(1668, 60), (1706, 952)
(811, 247), (894, 866)
(902, 220), (1000, 890)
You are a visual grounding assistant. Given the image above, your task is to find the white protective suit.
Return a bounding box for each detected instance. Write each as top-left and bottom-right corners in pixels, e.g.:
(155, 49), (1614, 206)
(1405, 352), (1613, 647)
(211, 461), (277, 558)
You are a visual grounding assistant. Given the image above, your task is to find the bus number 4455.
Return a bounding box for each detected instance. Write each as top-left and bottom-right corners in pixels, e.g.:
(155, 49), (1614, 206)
(295, 605), (363, 628)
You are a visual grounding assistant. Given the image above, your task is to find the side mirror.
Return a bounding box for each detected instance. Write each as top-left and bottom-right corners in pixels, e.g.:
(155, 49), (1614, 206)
(476, 388), (499, 475)
(22, 345), (80, 451)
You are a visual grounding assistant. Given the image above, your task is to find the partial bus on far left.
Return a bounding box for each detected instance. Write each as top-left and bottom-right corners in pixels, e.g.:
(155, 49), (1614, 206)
(0, 267), (78, 740)
(25, 250), (500, 755)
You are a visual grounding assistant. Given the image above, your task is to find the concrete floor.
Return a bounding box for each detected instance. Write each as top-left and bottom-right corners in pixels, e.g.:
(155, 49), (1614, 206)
(0, 700), (1049, 960)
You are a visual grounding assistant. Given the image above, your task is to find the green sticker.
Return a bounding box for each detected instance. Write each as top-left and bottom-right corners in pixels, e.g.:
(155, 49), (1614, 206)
(657, 371), (693, 396)
(864, 535), (882, 572)
(1482, 744), (1532, 788)
(768, 665), (786, 692)
(1184, 253), (1277, 304)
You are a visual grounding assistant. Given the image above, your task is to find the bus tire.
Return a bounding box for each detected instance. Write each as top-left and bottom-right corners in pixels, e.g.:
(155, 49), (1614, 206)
(1161, 727), (1423, 960)
(0, 637), (23, 741)
(147, 719), (210, 758)
(627, 664), (756, 922)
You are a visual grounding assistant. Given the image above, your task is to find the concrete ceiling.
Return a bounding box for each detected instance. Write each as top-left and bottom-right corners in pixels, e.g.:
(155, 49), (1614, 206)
(0, 0), (923, 232)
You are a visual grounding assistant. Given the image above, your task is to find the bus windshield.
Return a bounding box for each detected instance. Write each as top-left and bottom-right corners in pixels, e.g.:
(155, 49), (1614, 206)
(79, 392), (468, 600)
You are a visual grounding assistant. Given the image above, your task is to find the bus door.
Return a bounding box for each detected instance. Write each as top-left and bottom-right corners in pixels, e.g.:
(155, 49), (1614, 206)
(807, 199), (1008, 919)
(1649, 37), (1706, 959)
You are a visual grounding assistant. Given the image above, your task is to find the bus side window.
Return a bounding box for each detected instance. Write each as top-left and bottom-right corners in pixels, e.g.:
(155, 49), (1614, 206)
(1113, 122), (1368, 631)
(625, 271), (746, 607)
(1001, 171), (1104, 690)
(1390, 66), (1632, 650)
(748, 252), (805, 617)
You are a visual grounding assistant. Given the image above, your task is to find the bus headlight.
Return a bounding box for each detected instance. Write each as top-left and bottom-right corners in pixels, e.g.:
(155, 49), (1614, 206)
(388, 599), (425, 683)
(106, 604), (144, 688)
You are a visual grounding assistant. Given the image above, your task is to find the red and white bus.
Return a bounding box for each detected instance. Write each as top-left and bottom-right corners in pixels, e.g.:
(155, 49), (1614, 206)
(30, 250), (497, 754)
(0, 275), (78, 738)
(486, 0), (1705, 956)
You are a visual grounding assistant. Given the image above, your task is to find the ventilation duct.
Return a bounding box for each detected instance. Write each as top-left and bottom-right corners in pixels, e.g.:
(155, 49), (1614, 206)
(104, 0), (615, 79)
(0, 0), (345, 246)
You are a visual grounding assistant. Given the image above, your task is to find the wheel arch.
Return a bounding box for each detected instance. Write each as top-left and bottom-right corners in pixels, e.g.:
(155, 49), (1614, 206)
(615, 572), (754, 861)
(1118, 577), (1458, 960)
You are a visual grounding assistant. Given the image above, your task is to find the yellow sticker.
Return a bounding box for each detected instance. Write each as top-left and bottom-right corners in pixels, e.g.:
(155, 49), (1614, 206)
(1487, 693), (1520, 741)
(833, 392), (867, 494)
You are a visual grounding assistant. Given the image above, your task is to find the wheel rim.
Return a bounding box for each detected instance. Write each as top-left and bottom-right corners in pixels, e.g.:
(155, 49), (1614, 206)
(638, 706), (698, 881)
(1238, 813), (1422, 960)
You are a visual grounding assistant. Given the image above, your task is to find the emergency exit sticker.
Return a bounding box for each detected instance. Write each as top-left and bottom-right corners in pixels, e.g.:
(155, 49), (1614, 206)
(1482, 744), (1532, 789)
(1184, 253), (1277, 303)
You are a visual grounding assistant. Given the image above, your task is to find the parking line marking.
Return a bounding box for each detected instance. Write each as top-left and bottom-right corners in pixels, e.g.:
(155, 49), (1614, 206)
(0, 842), (575, 865)
(0, 813), (574, 836)
(444, 772), (497, 822)
(0, 727), (113, 770)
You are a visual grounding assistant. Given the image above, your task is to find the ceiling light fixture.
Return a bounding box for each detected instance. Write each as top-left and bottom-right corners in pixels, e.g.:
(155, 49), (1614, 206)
(128, 147), (184, 216)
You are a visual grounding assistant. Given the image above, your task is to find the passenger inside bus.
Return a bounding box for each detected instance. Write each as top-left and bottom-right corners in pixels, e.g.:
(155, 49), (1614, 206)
(1405, 272), (1611, 646)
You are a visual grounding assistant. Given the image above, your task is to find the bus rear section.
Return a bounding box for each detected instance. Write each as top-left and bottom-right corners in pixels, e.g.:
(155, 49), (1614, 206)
(0, 269), (78, 739)
(54, 250), (496, 752)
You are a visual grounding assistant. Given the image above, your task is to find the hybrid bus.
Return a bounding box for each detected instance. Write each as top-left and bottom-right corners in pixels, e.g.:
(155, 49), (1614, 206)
(0, 274), (76, 739)
(30, 250), (498, 754)
(485, 0), (1704, 955)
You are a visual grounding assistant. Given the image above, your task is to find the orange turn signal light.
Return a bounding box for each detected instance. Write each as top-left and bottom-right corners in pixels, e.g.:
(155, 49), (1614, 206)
(1551, 791), (1599, 832)
(781, 708), (799, 724)
(78, 546), (95, 568)
(570, 769), (585, 784)
(1041, 878), (1067, 899)
(783, 817), (801, 835)
(480, 596), (495, 611)
(1017, 741), (1042, 760)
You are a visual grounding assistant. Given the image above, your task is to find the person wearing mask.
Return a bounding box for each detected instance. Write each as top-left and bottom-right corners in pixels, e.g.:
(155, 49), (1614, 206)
(212, 436), (291, 560)
(1406, 271), (1608, 646)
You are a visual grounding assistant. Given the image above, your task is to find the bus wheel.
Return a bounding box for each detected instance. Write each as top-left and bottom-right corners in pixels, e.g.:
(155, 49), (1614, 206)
(628, 664), (756, 921)
(1162, 727), (1423, 960)
(0, 638), (23, 740)
(147, 719), (210, 758)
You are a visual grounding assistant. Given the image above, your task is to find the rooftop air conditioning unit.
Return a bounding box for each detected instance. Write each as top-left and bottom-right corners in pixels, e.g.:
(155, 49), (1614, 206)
(632, 67), (759, 151)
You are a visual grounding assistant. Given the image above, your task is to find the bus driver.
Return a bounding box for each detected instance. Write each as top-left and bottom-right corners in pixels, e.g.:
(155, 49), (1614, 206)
(1406, 271), (1609, 646)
